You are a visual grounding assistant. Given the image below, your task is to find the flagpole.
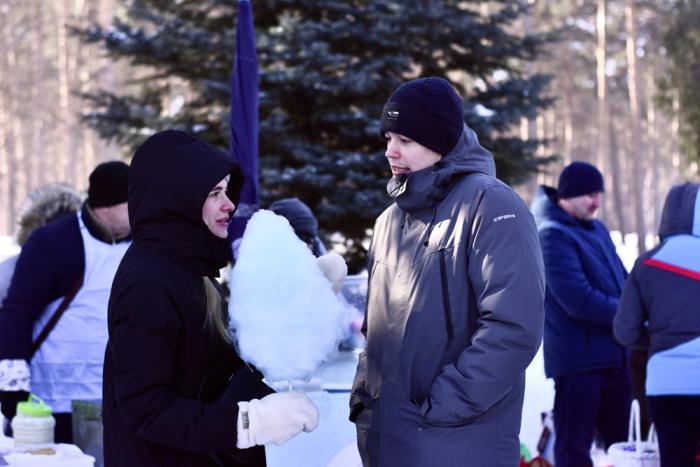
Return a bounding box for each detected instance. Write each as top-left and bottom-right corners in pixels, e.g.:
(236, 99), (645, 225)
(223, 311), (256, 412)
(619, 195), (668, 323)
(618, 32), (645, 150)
(229, 0), (260, 253)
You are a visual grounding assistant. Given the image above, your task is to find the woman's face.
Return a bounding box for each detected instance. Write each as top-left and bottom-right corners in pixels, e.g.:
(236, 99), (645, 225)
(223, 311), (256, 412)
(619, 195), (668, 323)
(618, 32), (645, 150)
(202, 176), (235, 239)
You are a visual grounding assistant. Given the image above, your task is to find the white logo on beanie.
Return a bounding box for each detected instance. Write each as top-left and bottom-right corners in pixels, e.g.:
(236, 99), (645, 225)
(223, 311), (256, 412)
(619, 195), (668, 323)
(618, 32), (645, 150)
(386, 110), (399, 120)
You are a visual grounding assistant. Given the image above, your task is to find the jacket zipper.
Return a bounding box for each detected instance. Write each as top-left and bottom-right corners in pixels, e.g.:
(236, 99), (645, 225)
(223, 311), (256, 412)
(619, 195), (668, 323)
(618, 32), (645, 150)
(439, 248), (454, 341)
(365, 260), (378, 315)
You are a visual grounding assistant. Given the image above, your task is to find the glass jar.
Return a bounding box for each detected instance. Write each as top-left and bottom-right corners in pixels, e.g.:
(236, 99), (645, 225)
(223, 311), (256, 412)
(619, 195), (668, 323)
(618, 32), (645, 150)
(11, 394), (55, 446)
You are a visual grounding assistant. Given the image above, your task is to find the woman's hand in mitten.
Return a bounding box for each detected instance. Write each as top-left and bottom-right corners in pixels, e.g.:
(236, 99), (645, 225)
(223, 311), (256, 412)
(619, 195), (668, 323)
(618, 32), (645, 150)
(236, 391), (319, 448)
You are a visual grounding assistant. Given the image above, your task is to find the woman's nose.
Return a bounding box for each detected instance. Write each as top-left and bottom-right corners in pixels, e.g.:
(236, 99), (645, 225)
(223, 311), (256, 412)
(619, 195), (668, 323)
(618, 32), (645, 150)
(222, 196), (235, 212)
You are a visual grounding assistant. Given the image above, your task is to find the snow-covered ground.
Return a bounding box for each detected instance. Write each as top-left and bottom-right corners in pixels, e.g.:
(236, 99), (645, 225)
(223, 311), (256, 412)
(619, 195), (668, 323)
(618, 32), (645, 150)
(521, 346), (554, 455)
(611, 231), (656, 271)
(0, 236), (19, 262)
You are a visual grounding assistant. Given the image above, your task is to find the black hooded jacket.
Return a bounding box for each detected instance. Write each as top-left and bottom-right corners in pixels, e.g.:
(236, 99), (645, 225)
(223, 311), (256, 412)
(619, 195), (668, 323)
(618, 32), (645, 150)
(102, 130), (260, 466)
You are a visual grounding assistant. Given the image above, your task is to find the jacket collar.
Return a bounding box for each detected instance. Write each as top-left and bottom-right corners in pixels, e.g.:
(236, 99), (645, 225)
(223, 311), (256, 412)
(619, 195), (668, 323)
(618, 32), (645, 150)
(81, 203), (131, 244)
(531, 186), (595, 230)
(387, 124), (495, 213)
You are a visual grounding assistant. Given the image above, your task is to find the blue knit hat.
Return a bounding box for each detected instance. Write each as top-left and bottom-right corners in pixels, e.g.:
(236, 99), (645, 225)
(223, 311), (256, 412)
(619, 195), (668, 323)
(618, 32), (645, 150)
(379, 77), (464, 156)
(269, 197), (318, 243)
(557, 161), (604, 199)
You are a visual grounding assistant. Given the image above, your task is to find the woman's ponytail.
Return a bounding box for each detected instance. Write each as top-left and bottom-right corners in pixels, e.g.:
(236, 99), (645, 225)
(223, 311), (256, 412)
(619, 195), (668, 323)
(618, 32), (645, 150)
(202, 277), (231, 343)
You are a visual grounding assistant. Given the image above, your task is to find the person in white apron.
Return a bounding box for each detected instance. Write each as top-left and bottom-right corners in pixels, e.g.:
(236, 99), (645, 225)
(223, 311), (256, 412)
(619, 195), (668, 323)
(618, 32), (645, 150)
(0, 161), (131, 443)
(31, 214), (129, 410)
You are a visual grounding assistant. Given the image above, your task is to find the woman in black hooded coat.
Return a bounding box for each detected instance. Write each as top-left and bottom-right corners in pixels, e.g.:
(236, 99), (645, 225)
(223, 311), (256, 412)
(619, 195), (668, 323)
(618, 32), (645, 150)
(102, 130), (318, 467)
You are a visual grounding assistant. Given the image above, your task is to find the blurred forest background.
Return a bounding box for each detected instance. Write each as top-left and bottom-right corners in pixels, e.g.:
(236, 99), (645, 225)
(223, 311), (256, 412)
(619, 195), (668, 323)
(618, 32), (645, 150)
(0, 0), (698, 271)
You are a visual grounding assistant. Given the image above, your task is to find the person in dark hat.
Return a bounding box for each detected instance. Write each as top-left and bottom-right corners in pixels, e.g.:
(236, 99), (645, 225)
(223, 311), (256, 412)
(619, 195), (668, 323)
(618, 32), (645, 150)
(0, 160), (131, 443)
(269, 197), (325, 257)
(532, 161), (630, 467)
(350, 77), (545, 466)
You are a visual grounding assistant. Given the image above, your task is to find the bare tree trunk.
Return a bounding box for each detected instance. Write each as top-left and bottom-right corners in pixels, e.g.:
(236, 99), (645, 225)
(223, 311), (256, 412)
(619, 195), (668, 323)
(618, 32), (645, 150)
(31, 0), (47, 188)
(5, 7), (27, 237)
(595, 0), (612, 227)
(0, 3), (10, 235)
(670, 93), (681, 185)
(520, 0), (539, 201)
(0, 92), (7, 236)
(75, 0), (97, 181)
(536, 114), (550, 183)
(68, 0), (88, 186)
(609, 115), (627, 236)
(645, 72), (661, 234)
(625, 0), (647, 254)
(8, 112), (25, 238)
(56, 0), (71, 185)
(559, 46), (575, 171)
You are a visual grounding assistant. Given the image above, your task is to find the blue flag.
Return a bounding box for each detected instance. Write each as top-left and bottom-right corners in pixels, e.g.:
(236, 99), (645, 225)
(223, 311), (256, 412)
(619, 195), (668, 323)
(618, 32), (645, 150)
(229, 0), (259, 243)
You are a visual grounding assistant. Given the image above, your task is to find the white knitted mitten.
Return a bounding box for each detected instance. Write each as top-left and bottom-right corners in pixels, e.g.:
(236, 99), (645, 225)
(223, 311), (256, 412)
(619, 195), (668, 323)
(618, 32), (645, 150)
(236, 391), (319, 448)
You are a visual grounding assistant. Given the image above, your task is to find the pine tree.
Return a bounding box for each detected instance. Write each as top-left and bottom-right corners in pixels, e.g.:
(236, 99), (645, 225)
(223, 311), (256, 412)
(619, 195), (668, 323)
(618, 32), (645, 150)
(76, 0), (555, 271)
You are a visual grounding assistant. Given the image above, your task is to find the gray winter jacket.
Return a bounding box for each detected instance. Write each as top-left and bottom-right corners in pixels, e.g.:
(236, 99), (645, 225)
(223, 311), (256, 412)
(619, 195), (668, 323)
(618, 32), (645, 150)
(350, 125), (545, 467)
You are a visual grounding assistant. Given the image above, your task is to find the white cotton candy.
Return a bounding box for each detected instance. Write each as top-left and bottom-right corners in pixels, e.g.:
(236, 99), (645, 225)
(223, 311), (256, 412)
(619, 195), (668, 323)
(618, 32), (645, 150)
(229, 210), (347, 382)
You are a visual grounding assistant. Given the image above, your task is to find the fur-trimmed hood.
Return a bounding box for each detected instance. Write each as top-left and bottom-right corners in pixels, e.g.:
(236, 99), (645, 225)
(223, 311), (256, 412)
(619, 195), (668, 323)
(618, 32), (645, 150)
(16, 184), (84, 246)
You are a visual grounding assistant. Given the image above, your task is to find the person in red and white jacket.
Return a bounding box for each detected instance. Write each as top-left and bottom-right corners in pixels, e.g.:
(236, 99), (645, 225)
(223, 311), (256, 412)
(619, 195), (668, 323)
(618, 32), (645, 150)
(614, 182), (700, 467)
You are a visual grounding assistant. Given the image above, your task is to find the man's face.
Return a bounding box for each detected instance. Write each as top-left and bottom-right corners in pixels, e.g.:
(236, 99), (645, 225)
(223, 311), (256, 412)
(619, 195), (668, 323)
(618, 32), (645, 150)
(202, 176), (235, 239)
(559, 192), (602, 221)
(384, 131), (441, 176)
(100, 202), (130, 237)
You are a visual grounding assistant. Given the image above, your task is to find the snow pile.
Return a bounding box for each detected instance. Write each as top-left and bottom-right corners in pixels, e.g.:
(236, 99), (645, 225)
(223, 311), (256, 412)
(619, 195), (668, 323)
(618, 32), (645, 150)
(229, 210), (347, 382)
(0, 236), (19, 262)
(520, 345), (555, 455)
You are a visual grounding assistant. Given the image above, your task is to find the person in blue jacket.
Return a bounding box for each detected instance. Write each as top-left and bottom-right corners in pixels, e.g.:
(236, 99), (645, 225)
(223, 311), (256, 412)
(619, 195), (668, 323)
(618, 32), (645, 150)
(0, 161), (131, 442)
(532, 161), (630, 467)
(614, 182), (700, 467)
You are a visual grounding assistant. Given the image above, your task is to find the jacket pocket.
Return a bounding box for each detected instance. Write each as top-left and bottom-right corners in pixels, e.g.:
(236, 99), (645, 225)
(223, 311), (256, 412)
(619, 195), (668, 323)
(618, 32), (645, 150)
(350, 400), (365, 423)
(438, 248), (454, 341)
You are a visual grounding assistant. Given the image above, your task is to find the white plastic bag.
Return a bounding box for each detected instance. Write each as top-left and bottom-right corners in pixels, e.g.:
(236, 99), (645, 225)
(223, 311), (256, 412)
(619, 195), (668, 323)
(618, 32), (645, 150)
(607, 400), (659, 467)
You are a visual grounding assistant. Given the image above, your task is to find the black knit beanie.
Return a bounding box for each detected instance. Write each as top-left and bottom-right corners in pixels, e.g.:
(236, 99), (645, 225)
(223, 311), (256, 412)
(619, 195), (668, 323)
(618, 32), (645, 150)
(88, 160), (130, 208)
(557, 161), (604, 199)
(379, 77), (464, 156)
